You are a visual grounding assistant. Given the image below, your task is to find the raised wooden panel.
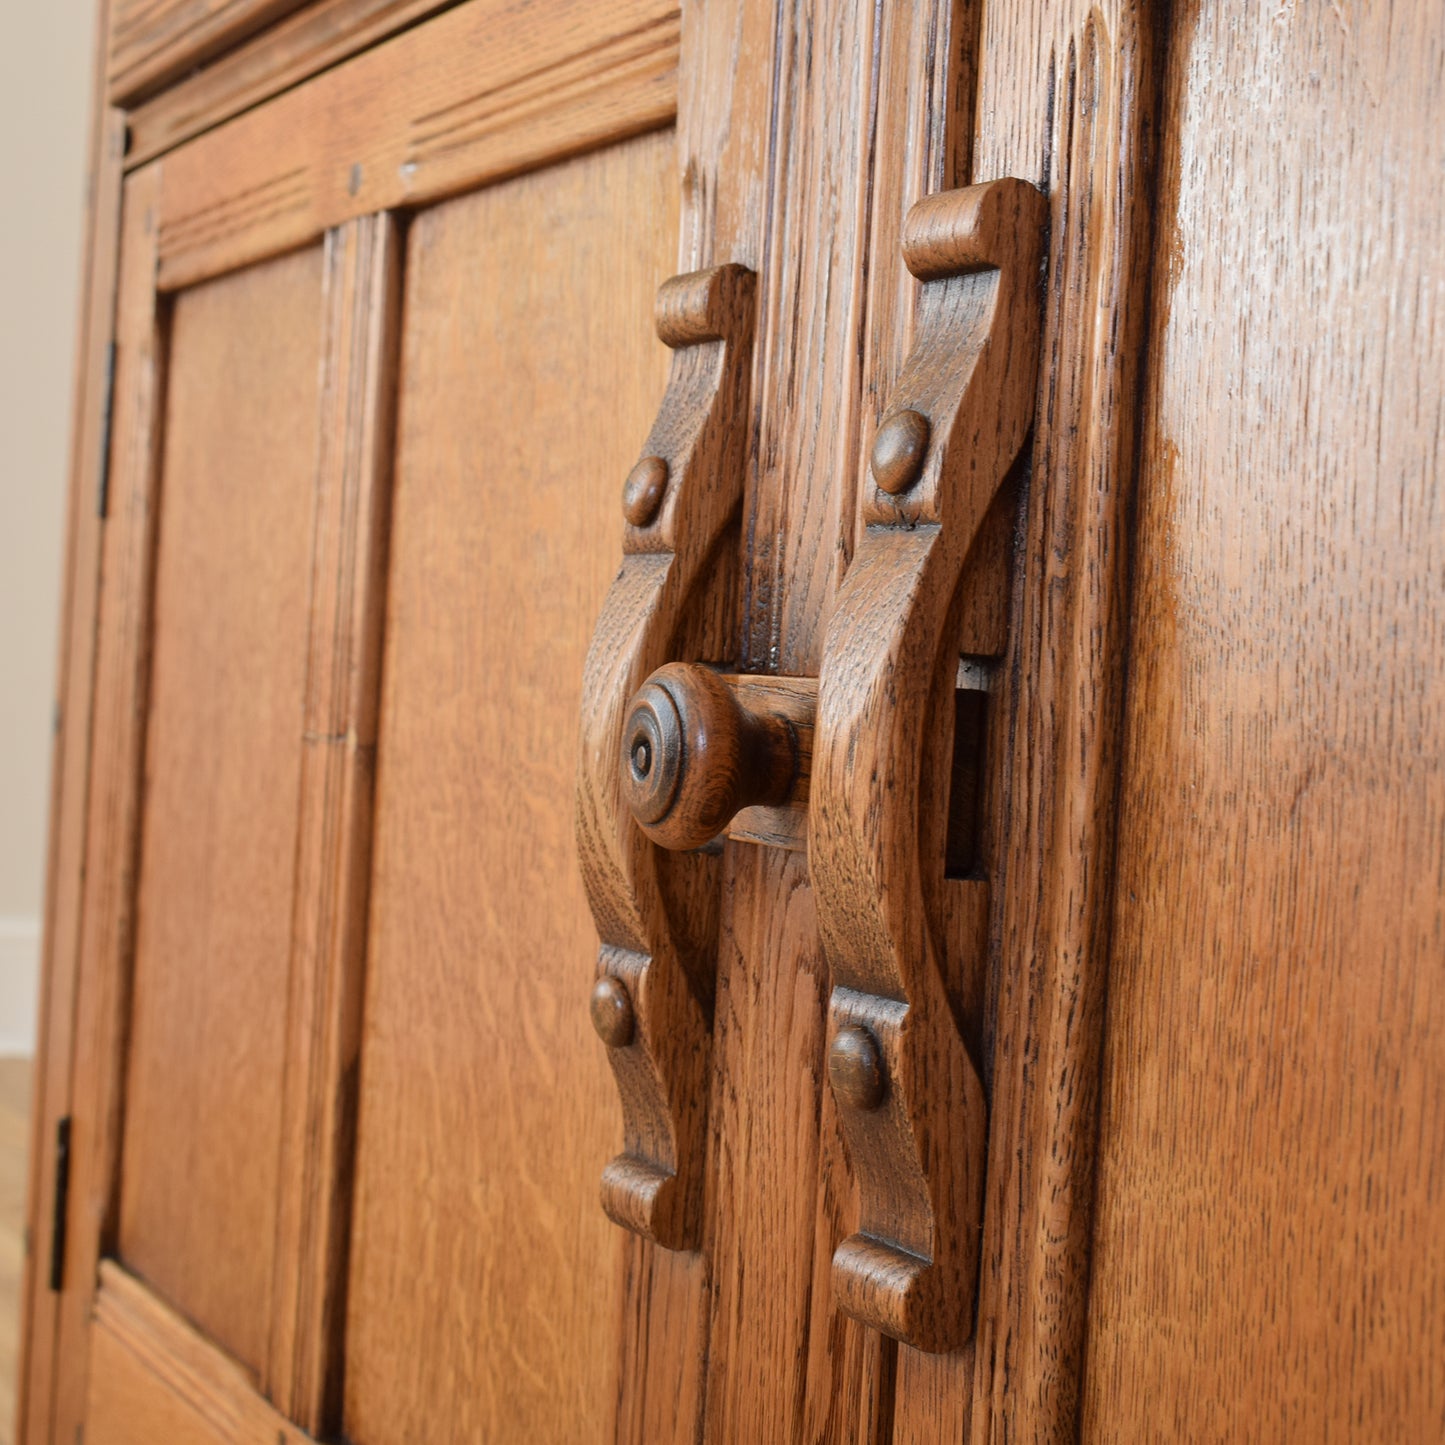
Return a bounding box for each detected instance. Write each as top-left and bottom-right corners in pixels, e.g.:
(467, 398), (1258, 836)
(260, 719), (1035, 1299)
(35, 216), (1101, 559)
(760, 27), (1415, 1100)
(343, 129), (677, 1441)
(117, 244), (324, 1373)
(1084, 2), (1445, 1440)
(86, 1264), (310, 1445)
(108, 0), (311, 103)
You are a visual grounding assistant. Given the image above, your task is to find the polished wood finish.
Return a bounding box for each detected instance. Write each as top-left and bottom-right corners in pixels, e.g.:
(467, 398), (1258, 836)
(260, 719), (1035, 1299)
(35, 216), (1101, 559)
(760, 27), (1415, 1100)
(621, 664), (799, 851)
(124, 0), (462, 165)
(940, 5), (1164, 1440)
(51, 163), (167, 1445)
(869, 410), (931, 497)
(18, 73), (126, 1442)
(576, 262), (755, 1251)
(117, 240), (323, 1373)
(150, 0), (679, 291)
(263, 213), (400, 1431)
(1081, 3), (1445, 1439)
(340, 131), (677, 1443)
(108, 0), (311, 103)
(622, 455), (670, 528)
(722, 674), (817, 851)
(85, 1264), (309, 1445)
(812, 179), (1046, 1353)
(26, 0), (1443, 1440)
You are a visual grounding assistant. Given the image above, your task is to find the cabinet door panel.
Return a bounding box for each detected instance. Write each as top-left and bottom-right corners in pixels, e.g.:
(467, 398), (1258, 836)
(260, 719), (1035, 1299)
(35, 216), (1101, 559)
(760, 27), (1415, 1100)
(1084, 2), (1445, 1438)
(342, 129), (676, 1443)
(117, 245), (323, 1372)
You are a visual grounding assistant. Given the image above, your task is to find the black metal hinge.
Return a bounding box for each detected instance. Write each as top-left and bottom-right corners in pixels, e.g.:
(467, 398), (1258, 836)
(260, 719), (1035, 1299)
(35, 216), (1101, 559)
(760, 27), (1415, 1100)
(96, 341), (117, 519)
(49, 1116), (72, 1292)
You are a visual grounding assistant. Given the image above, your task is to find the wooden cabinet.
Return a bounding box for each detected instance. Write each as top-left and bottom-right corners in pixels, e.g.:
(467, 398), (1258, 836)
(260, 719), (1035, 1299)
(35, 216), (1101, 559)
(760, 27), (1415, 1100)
(19, 1), (1442, 1441)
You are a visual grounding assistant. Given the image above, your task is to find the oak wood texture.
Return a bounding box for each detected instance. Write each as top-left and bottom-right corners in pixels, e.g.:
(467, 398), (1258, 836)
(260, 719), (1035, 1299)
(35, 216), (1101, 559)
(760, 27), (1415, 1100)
(340, 130), (677, 1443)
(147, 0), (680, 292)
(107, 0), (312, 103)
(811, 179), (1046, 1353)
(695, 2), (978, 1437)
(601, 5), (779, 1431)
(17, 78), (127, 1445)
(262, 212), (400, 1431)
(84, 1263), (311, 1445)
(720, 673), (817, 851)
(123, 0), (462, 166)
(1081, 3), (1445, 1439)
(116, 239), (324, 1374)
(622, 665), (801, 851)
(577, 263), (756, 1250)
(50, 163), (167, 1445)
(35, 165), (401, 1445)
(927, 5), (1163, 1440)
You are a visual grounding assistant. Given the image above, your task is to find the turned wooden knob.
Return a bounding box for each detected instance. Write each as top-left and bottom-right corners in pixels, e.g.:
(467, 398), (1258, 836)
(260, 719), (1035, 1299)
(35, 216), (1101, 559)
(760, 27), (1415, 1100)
(621, 663), (799, 850)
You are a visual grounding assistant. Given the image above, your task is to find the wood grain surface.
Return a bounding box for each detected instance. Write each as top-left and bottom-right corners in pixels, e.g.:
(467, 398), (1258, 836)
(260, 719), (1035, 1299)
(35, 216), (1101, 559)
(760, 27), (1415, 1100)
(811, 179), (1046, 1354)
(940, 5), (1163, 1441)
(50, 164), (167, 1445)
(1082, 2), (1445, 1438)
(124, 0), (462, 164)
(699, 1), (894, 1436)
(574, 264), (756, 1252)
(84, 1263), (311, 1445)
(148, 0), (679, 292)
(341, 129), (676, 1443)
(117, 242), (323, 1371)
(263, 213), (401, 1431)
(18, 79), (126, 1445)
(107, 0), (311, 103)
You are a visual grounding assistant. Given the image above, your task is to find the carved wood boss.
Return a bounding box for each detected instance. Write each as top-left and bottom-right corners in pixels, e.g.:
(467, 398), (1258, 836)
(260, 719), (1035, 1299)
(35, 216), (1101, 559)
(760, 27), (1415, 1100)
(575, 264), (756, 1250)
(811, 179), (1047, 1350)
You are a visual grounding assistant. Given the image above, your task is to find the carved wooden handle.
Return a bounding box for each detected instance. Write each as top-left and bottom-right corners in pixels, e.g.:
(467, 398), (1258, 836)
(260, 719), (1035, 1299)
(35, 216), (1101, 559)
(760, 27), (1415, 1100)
(810, 180), (1047, 1349)
(575, 264), (755, 1250)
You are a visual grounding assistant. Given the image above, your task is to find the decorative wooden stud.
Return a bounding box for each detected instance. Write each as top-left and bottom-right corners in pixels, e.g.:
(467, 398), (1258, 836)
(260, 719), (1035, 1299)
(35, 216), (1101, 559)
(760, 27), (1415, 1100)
(622, 455), (669, 527)
(576, 263), (756, 1250)
(870, 409), (931, 495)
(810, 179), (1047, 1350)
(828, 1025), (886, 1112)
(589, 976), (635, 1049)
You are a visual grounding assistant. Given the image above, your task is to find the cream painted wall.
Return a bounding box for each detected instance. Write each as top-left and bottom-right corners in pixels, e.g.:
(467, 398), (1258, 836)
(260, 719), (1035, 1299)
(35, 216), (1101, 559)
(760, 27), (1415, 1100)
(0, 3), (94, 1053)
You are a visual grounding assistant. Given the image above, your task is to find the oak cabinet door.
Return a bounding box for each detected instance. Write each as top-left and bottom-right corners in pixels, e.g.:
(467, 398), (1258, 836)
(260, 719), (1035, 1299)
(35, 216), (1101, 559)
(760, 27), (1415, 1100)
(26, 3), (703, 1439)
(26, 0), (1144, 1439)
(22, 1), (1442, 1443)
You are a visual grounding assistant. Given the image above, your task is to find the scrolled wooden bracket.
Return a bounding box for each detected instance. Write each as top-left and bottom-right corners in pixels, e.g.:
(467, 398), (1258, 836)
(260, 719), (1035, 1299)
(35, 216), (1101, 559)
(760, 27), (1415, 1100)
(575, 263), (756, 1250)
(810, 179), (1047, 1349)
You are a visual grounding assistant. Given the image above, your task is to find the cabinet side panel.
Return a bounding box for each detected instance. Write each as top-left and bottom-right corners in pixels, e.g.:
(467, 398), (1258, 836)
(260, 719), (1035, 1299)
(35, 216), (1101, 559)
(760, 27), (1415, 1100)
(1085, 2), (1445, 1438)
(343, 129), (676, 1442)
(117, 245), (324, 1373)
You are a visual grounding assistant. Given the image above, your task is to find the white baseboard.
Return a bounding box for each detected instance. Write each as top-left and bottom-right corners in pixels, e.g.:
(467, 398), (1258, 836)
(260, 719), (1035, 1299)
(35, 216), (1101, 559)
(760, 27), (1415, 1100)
(0, 916), (40, 1056)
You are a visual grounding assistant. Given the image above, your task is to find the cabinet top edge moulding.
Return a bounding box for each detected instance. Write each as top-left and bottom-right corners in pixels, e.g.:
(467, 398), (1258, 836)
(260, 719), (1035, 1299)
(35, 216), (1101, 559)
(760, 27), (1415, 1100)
(108, 0), (314, 104)
(143, 0), (681, 293)
(121, 0), (477, 167)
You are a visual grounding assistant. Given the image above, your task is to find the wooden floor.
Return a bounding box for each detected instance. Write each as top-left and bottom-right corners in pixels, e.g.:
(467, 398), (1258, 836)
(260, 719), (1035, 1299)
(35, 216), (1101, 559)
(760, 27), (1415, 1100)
(0, 1058), (31, 1445)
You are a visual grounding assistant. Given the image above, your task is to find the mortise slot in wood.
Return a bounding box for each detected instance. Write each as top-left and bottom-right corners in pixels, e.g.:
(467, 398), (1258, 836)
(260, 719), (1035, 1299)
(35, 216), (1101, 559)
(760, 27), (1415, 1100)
(944, 658), (993, 881)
